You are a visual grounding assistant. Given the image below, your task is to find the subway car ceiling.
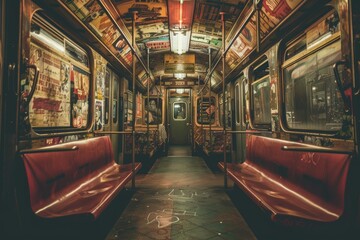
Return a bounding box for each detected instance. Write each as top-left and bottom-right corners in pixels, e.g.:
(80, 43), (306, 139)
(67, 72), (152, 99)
(32, 0), (328, 93)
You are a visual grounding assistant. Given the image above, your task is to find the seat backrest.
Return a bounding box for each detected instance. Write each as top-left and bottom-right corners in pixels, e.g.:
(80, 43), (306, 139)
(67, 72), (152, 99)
(246, 134), (352, 210)
(22, 136), (114, 211)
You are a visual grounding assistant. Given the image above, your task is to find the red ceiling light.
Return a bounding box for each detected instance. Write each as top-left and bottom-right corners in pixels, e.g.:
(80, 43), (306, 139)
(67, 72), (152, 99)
(168, 0), (195, 30)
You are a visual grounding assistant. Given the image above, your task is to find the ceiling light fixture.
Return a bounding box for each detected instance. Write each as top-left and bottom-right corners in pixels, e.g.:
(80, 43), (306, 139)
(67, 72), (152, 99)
(176, 88), (185, 94)
(168, 0), (195, 55)
(170, 29), (190, 55)
(174, 73), (186, 79)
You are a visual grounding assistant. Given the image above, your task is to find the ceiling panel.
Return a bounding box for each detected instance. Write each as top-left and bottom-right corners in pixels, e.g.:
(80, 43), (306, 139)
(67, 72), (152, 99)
(112, 0), (170, 57)
(190, 0), (246, 54)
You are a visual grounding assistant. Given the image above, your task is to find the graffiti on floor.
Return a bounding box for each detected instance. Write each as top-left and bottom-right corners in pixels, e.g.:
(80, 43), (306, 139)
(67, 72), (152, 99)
(167, 188), (210, 199)
(168, 188), (197, 199)
(147, 208), (197, 228)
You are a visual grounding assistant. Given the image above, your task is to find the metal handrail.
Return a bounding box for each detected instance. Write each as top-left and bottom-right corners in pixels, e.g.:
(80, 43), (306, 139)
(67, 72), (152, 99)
(19, 129), (93, 140)
(226, 130), (271, 134)
(281, 145), (353, 155)
(99, 0), (156, 87)
(198, 5), (255, 94)
(94, 131), (146, 135)
(20, 146), (79, 154)
(24, 64), (40, 106)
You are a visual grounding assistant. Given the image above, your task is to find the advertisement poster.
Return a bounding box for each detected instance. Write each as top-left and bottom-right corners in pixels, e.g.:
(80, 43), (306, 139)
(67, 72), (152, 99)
(29, 45), (71, 127)
(82, 0), (121, 46)
(144, 97), (162, 124)
(63, 0), (132, 67)
(72, 68), (89, 128)
(190, 0), (244, 51)
(113, 0), (169, 55)
(229, 14), (256, 59)
(136, 93), (143, 122)
(95, 71), (105, 100)
(94, 99), (104, 130)
(113, 35), (133, 66)
(115, 0), (167, 25)
(62, 0), (91, 20)
(260, 0), (302, 39)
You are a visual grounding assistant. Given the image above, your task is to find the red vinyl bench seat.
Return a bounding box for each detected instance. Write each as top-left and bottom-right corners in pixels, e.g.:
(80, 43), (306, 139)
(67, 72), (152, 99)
(21, 136), (141, 221)
(218, 135), (352, 226)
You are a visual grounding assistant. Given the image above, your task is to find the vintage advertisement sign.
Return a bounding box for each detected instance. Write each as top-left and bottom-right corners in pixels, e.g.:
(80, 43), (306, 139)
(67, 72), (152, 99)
(164, 54), (195, 73)
(29, 44), (71, 127)
(94, 99), (104, 130)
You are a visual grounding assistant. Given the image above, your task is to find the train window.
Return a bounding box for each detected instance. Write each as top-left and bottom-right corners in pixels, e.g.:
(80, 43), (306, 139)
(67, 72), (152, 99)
(197, 97), (216, 125)
(173, 102), (187, 120)
(28, 14), (90, 131)
(235, 76), (248, 127)
(251, 59), (271, 128)
(125, 91), (133, 125)
(283, 12), (343, 132)
(219, 91), (231, 128)
(252, 76), (271, 126)
(241, 79), (248, 126)
(144, 97), (162, 124)
(253, 59), (269, 80)
(65, 40), (88, 66)
(235, 83), (240, 125)
(283, 41), (343, 131)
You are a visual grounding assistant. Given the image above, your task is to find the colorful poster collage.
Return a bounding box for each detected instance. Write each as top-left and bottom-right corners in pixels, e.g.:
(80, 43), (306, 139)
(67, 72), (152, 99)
(226, 13), (256, 71)
(29, 44), (71, 127)
(28, 42), (90, 129)
(72, 68), (90, 128)
(136, 93), (143, 123)
(190, 0), (245, 53)
(260, 0), (302, 40)
(113, 0), (169, 55)
(94, 99), (104, 130)
(222, 0), (301, 73)
(62, 0), (133, 67)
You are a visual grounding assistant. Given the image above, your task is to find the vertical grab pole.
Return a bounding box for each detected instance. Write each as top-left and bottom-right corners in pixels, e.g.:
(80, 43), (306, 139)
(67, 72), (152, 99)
(131, 11), (137, 189)
(200, 78), (204, 145)
(146, 47), (150, 155)
(208, 47), (212, 151)
(255, 0), (261, 53)
(158, 76), (161, 150)
(220, 12), (227, 189)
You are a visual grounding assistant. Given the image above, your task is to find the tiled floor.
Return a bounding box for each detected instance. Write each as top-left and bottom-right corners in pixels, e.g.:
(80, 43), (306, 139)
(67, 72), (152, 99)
(106, 146), (256, 240)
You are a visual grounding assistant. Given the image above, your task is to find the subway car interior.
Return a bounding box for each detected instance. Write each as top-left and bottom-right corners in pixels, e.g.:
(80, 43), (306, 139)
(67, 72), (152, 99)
(1, 0), (360, 239)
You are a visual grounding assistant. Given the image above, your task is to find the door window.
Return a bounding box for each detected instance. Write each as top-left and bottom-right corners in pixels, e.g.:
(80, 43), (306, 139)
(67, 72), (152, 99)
(173, 102), (187, 120)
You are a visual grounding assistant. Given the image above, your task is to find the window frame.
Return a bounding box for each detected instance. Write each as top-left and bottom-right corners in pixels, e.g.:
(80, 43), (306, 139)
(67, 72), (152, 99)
(280, 10), (344, 135)
(27, 12), (92, 134)
(249, 57), (271, 130)
(235, 82), (241, 126)
(196, 96), (216, 125)
(251, 75), (271, 129)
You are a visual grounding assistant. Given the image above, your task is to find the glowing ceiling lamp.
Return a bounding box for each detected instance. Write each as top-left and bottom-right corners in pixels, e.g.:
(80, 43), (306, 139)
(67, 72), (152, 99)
(176, 88), (185, 94)
(174, 73), (186, 79)
(168, 0), (195, 55)
(170, 30), (190, 55)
